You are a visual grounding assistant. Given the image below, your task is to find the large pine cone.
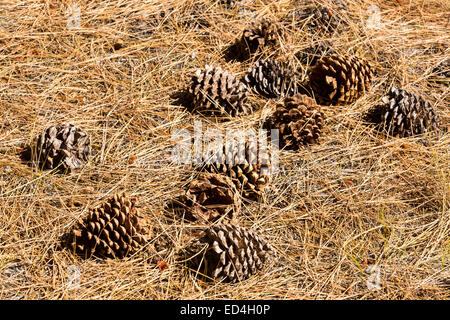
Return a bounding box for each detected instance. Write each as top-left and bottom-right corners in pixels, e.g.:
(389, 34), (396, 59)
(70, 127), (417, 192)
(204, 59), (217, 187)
(244, 59), (298, 98)
(68, 193), (150, 259)
(264, 94), (324, 149)
(189, 64), (251, 117)
(367, 87), (442, 138)
(31, 123), (91, 172)
(308, 54), (373, 105)
(202, 138), (272, 199)
(241, 17), (282, 58)
(187, 224), (275, 283)
(167, 173), (240, 223)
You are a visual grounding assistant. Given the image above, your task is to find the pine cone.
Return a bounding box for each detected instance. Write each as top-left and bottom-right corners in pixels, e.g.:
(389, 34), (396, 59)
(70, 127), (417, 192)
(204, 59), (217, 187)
(181, 4), (210, 30)
(287, 1), (348, 33)
(244, 59), (298, 98)
(31, 123), (91, 172)
(187, 224), (275, 282)
(240, 18), (282, 58)
(367, 87), (442, 138)
(203, 138), (272, 199)
(68, 193), (150, 259)
(264, 94), (324, 149)
(308, 54), (373, 105)
(295, 40), (334, 66)
(189, 64), (251, 117)
(167, 173), (240, 223)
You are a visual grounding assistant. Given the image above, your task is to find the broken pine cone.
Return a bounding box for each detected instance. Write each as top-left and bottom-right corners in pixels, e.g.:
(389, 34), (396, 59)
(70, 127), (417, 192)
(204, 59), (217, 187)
(308, 54), (373, 105)
(68, 193), (150, 259)
(366, 86), (442, 138)
(264, 94), (324, 149)
(187, 224), (275, 283)
(244, 59), (298, 98)
(189, 64), (251, 117)
(167, 173), (240, 224)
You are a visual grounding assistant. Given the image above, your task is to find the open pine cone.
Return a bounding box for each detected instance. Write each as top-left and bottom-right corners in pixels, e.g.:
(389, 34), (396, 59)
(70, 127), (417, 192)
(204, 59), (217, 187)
(189, 64), (251, 117)
(202, 138), (272, 199)
(28, 123), (91, 172)
(287, 0), (348, 33)
(67, 193), (150, 259)
(186, 224), (275, 283)
(366, 86), (442, 138)
(264, 94), (324, 149)
(167, 173), (240, 223)
(240, 17), (283, 58)
(244, 59), (298, 98)
(308, 54), (373, 105)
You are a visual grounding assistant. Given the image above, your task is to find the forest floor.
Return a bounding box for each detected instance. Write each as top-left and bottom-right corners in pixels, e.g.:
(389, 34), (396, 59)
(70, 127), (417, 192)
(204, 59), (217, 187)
(0, 0), (448, 299)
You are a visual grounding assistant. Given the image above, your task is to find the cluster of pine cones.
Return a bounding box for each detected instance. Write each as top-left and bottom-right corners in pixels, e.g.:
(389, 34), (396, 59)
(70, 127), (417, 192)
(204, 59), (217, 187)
(19, 1), (443, 285)
(185, 16), (442, 143)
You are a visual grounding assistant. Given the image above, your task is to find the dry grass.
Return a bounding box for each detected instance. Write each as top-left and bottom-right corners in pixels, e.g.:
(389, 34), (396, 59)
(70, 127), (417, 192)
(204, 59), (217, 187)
(0, 0), (449, 300)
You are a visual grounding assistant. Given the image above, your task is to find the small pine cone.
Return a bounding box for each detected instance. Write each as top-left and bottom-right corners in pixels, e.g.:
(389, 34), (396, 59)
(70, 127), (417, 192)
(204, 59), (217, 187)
(203, 139), (272, 199)
(264, 94), (324, 149)
(188, 224), (275, 282)
(244, 59), (298, 98)
(189, 64), (251, 117)
(168, 173), (240, 223)
(241, 18), (282, 58)
(68, 193), (150, 259)
(181, 4), (210, 30)
(287, 1), (348, 33)
(308, 54), (373, 105)
(295, 40), (334, 66)
(368, 87), (442, 138)
(32, 123), (91, 172)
